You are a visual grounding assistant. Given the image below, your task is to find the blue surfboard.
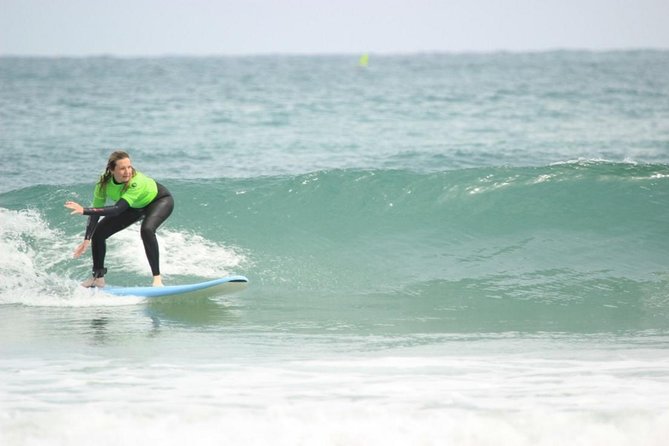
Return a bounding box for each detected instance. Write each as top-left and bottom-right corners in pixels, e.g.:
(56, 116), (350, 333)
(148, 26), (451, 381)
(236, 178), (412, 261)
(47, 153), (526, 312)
(101, 275), (248, 299)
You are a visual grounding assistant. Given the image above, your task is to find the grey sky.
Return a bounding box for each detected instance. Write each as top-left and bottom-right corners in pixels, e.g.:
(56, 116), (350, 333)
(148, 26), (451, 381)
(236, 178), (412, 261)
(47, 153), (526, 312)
(2, 0), (668, 56)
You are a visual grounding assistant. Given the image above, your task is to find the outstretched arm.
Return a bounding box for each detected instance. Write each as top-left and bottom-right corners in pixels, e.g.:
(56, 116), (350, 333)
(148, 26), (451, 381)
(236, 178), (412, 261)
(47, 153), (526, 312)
(65, 199), (130, 217)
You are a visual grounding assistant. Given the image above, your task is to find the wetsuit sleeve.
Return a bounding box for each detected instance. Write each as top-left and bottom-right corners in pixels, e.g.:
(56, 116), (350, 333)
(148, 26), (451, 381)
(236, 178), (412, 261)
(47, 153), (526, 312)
(83, 199), (130, 218)
(84, 215), (99, 240)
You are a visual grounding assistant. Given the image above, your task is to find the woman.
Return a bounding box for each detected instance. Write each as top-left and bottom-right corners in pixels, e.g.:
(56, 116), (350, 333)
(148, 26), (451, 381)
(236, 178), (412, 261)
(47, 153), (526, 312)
(65, 151), (174, 288)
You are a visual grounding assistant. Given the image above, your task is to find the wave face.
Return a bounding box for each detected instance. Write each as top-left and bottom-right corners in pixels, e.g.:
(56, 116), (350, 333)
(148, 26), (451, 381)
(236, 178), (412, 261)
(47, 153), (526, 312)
(2, 161), (668, 332)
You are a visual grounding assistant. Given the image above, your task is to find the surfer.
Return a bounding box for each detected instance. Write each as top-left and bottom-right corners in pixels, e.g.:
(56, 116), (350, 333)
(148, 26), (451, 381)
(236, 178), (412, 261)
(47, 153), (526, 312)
(65, 150), (174, 288)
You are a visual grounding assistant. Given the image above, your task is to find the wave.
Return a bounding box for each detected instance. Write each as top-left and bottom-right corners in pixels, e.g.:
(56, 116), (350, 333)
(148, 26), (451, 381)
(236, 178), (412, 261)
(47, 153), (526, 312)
(2, 162), (668, 330)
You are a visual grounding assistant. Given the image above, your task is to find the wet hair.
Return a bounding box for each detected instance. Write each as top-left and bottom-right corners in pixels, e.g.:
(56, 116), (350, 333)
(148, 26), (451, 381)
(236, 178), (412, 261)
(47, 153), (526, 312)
(98, 150), (136, 193)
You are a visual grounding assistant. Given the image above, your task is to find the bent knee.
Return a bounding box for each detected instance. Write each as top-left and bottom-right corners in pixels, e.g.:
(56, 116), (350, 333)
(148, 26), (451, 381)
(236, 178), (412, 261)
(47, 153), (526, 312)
(140, 226), (157, 240)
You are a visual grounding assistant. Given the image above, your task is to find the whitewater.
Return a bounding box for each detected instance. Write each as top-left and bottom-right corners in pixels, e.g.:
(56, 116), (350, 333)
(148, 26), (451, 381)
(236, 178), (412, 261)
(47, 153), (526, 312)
(1, 51), (669, 445)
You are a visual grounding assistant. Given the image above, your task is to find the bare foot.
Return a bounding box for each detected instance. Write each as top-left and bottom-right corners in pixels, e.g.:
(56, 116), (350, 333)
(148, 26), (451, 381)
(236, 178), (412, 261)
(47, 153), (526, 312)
(81, 276), (105, 288)
(152, 276), (164, 287)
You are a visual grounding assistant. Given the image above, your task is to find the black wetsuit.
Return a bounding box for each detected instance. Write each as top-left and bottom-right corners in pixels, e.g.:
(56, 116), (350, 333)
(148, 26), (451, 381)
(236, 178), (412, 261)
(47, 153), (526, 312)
(83, 183), (174, 276)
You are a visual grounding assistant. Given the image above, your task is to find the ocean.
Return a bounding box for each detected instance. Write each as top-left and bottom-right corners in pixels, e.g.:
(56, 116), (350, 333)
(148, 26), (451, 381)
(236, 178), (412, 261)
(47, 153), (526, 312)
(1, 51), (669, 445)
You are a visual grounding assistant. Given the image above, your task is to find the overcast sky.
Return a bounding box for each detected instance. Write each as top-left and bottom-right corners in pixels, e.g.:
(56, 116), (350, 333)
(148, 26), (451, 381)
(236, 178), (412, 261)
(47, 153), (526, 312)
(2, 0), (668, 56)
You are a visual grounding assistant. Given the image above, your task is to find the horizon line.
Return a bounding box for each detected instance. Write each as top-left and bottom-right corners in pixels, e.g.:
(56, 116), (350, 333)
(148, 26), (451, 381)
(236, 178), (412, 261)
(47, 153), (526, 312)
(1, 46), (668, 59)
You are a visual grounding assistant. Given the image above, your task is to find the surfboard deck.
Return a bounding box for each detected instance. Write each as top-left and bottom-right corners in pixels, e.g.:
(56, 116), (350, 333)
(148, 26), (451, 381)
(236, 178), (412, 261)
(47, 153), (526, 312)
(100, 275), (248, 299)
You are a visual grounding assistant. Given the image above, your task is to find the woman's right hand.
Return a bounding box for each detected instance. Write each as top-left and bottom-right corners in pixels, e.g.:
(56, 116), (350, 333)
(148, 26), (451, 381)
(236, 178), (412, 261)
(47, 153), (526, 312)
(65, 201), (84, 215)
(73, 240), (90, 258)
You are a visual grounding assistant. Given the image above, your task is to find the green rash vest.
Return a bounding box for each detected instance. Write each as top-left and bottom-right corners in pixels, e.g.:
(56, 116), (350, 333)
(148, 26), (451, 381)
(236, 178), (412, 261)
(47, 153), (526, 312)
(92, 171), (158, 209)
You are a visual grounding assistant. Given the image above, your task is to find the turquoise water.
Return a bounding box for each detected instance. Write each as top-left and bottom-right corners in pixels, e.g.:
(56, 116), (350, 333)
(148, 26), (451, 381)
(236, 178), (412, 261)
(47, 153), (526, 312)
(1, 52), (669, 444)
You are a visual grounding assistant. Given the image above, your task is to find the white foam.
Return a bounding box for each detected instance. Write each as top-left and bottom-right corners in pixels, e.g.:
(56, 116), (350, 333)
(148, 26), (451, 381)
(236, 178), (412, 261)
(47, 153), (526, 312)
(105, 226), (247, 277)
(1, 353), (668, 446)
(3, 405), (667, 446)
(0, 208), (65, 274)
(0, 207), (245, 307)
(0, 208), (70, 304)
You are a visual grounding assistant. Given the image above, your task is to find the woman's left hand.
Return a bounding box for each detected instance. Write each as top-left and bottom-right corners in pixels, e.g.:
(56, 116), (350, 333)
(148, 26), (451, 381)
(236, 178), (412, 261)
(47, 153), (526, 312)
(65, 201), (84, 215)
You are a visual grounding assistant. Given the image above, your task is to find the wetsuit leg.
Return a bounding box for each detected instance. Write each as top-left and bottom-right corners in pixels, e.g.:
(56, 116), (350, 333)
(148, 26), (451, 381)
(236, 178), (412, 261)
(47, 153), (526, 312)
(91, 209), (143, 272)
(140, 186), (174, 276)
